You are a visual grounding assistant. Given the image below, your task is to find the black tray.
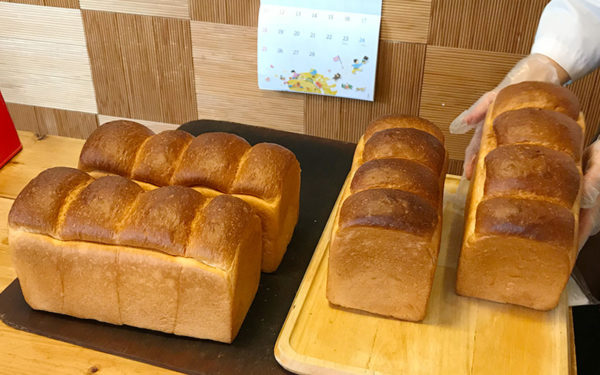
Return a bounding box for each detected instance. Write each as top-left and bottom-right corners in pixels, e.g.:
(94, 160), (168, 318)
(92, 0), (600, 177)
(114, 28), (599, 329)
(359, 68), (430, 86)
(0, 120), (356, 374)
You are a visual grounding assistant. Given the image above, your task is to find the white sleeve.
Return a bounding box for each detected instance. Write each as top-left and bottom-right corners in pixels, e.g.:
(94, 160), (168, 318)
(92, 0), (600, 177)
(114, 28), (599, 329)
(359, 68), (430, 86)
(531, 0), (600, 81)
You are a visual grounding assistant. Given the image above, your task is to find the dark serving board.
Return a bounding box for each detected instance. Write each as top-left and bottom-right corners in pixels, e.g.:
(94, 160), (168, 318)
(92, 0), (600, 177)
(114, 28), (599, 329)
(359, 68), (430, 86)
(0, 120), (356, 375)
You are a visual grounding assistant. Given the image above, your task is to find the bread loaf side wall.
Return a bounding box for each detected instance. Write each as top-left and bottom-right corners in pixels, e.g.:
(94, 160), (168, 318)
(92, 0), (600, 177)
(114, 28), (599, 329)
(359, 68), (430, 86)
(9, 168), (263, 342)
(327, 116), (447, 321)
(457, 82), (584, 310)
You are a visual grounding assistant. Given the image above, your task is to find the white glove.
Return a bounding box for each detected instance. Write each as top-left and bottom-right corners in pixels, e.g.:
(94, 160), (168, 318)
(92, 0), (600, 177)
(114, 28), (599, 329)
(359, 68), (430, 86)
(449, 53), (567, 179)
(579, 137), (600, 249)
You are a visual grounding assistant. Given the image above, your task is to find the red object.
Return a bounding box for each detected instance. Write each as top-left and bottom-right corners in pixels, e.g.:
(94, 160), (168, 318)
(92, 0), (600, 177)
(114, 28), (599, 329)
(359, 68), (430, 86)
(0, 92), (22, 168)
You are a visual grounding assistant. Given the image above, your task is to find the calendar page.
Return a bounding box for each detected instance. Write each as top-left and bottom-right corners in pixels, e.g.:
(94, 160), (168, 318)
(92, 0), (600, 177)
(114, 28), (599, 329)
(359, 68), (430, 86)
(257, 0), (383, 101)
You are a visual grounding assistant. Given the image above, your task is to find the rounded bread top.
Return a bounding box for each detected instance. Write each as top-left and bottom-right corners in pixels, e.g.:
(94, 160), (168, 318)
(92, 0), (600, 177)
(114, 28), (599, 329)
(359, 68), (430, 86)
(493, 107), (583, 161)
(364, 115), (445, 144)
(492, 81), (580, 120)
(9, 168), (259, 270)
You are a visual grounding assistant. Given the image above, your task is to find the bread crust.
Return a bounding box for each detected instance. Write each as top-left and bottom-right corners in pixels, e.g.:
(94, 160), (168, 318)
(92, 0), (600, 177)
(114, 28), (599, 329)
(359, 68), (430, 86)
(79, 121), (301, 272)
(363, 128), (445, 175)
(492, 81), (580, 120)
(484, 144), (580, 207)
(493, 107), (583, 161)
(9, 168), (263, 342)
(328, 115), (447, 321)
(457, 81), (584, 310)
(350, 158), (440, 206)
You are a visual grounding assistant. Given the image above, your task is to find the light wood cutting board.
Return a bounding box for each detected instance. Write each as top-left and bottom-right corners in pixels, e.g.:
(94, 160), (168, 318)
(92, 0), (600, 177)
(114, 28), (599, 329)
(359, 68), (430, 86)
(275, 175), (573, 375)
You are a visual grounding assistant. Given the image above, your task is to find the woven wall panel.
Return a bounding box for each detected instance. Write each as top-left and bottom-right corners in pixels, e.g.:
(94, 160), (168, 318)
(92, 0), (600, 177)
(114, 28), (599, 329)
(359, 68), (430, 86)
(7, 102), (98, 138)
(0, 2), (97, 113)
(428, 0), (548, 54)
(191, 0), (430, 42)
(83, 10), (198, 124)
(447, 159), (464, 176)
(3, 0), (78, 8)
(306, 41), (426, 142)
(419, 46), (523, 161)
(567, 68), (600, 145)
(5, 102), (38, 133)
(191, 21), (305, 133)
(0, 2), (86, 44)
(380, 0), (431, 43)
(98, 115), (179, 134)
(190, 0), (259, 26)
(80, 0), (189, 19)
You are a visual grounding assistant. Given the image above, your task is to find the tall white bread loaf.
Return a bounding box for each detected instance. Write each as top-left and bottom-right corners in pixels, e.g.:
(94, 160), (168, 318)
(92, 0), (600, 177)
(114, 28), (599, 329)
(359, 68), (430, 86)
(327, 115), (448, 322)
(8, 167), (263, 343)
(457, 81), (585, 310)
(78, 121), (301, 273)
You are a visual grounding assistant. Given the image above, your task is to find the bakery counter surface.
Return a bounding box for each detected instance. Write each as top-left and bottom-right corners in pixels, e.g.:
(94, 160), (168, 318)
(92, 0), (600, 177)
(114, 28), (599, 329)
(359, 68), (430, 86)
(0, 130), (598, 374)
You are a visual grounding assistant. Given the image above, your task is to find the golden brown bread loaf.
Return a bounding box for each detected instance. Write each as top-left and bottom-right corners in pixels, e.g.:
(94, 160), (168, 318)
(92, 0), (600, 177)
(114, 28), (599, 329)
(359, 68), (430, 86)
(8, 167), (262, 343)
(327, 115), (448, 321)
(457, 81), (585, 310)
(78, 121), (301, 273)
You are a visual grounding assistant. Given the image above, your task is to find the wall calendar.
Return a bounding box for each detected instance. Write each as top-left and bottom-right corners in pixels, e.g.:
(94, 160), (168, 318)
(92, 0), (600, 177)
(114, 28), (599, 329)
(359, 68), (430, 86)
(257, 0), (383, 101)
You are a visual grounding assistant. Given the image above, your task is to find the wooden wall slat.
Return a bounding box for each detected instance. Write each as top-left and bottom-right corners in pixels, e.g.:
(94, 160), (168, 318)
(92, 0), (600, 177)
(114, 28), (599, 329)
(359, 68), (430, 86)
(80, 0), (189, 19)
(568, 68), (600, 145)
(83, 10), (198, 124)
(0, 2), (86, 45)
(306, 41), (426, 142)
(190, 0), (259, 26)
(81, 10), (130, 118)
(305, 95), (342, 140)
(0, 2), (97, 113)
(6, 102), (98, 138)
(419, 46), (523, 161)
(190, 21), (305, 133)
(191, 0), (431, 41)
(3, 0), (79, 8)
(189, 0), (226, 23)
(0, 39), (92, 80)
(3, 0), (44, 5)
(5, 102), (38, 133)
(227, 0), (260, 27)
(97, 115), (179, 134)
(428, 0), (548, 54)
(447, 159), (464, 176)
(381, 0), (431, 43)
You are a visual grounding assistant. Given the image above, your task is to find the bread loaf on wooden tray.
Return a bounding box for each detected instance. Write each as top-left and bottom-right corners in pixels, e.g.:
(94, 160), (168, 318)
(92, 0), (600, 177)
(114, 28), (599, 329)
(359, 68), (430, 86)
(327, 115), (448, 321)
(457, 81), (585, 310)
(78, 121), (301, 273)
(8, 167), (262, 343)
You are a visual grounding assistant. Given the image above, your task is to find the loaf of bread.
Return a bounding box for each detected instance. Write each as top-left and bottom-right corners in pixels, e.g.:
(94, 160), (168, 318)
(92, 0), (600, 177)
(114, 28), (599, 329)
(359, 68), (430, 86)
(78, 121), (301, 273)
(8, 167), (262, 343)
(457, 81), (585, 310)
(327, 116), (448, 321)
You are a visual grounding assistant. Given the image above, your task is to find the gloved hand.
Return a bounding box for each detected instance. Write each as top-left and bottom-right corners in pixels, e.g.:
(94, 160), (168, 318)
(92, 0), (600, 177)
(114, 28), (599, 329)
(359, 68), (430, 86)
(579, 137), (600, 249)
(449, 53), (569, 179)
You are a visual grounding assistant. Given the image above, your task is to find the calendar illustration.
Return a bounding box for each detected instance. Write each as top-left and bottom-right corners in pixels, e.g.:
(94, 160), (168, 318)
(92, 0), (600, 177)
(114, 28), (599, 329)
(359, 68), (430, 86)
(257, 0), (383, 101)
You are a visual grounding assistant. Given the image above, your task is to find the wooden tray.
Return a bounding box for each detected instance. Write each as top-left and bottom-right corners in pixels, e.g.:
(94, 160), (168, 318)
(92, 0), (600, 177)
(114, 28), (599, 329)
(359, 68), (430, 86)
(275, 175), (573, 375)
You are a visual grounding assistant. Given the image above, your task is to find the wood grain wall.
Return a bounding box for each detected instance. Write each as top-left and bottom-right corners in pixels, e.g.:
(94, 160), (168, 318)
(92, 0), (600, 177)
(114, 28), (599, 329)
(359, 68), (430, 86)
(2, 0), (600, 174)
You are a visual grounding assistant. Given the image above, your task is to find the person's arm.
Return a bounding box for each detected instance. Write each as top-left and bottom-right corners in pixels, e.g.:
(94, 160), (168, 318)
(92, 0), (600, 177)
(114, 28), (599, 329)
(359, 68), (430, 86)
(531, 0), (600, 82)
(580, 135), (600, 248)
(452, 0), (600, 175)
